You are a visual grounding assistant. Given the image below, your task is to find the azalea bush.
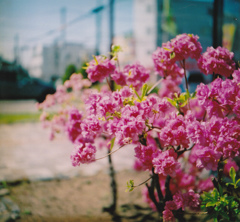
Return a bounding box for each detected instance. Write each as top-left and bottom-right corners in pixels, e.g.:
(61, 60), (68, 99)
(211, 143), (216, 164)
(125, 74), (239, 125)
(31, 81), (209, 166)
(38, 33), (240, 222)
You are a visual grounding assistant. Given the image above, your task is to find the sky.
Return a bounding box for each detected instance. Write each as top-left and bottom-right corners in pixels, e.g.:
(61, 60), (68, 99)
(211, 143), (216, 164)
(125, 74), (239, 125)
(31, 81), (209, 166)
(0, 0), (133, 61)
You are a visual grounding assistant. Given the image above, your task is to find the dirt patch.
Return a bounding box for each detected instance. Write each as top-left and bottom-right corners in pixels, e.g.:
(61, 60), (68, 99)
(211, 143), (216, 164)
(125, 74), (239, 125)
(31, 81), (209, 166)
(8, 170), (153, 221)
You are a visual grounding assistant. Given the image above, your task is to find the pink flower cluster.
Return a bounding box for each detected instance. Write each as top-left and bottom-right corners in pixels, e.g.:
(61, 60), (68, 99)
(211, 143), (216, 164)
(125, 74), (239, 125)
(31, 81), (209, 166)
(39, 33), (240, 221)
(86, 56), (116, 82)
(134, 137), (160, 171)
(111, 63), (150, 90)
(163, 190), (200, 222)
(152, 34), (201, 80)
(196, 77), (240, 118)
(37, 73), (91, 110)
(70, 142), (96, 166)
(158, 113), (189, 148)
(198, 46), (236, 77)
(169, 33), (202, 61)
(153, 149), (180, 177)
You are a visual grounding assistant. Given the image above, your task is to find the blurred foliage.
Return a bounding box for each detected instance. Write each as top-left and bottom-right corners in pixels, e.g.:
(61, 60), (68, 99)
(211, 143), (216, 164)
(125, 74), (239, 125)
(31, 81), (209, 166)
(0, 113), (40, 124)
(77, 61), (88, 79)
(62, 61), (89, 84)
(62, 64), (77, 83)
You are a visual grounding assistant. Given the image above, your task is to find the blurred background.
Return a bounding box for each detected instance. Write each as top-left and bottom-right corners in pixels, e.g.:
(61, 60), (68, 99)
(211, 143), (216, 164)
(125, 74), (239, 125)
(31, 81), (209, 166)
(0, 0), (239, 220)
(0, 0), (239, 101)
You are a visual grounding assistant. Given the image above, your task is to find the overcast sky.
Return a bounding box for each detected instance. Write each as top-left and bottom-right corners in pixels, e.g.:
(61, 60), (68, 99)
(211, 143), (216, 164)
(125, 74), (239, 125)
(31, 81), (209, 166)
(0, 0), (133, 61)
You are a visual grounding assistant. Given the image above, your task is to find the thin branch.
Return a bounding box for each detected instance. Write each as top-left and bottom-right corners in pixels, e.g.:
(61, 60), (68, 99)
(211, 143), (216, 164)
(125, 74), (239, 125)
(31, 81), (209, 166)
(94, 145), (125, 161)
(106, 76), (113, 92)
(147, 78), (163, 95)
(132, 176), (153, 189)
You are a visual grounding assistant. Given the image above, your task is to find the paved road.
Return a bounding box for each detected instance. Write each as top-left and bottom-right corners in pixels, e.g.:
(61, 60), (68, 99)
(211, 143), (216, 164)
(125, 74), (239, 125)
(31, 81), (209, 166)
(0, 122), (136, 182)
(0, 100), (136, 182)
(0, 100), (38, 113)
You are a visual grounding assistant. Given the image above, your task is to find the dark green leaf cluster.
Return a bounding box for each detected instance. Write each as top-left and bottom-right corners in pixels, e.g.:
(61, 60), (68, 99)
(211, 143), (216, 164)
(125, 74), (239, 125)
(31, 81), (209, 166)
(201, 167), (240, 221)
(167, 90), (196, 112)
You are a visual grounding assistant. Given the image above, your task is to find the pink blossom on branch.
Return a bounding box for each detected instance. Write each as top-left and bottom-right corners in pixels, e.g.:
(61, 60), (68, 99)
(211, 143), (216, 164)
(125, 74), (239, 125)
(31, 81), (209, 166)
(86, 56), (116, 82)
(123, 63), (150, 90)
(197, 46), (235, 77)
(169, 33), (202, 62)
(153, 149), (181, 177)
(163, 209), (175, 222)
(70, 143), (96, 166)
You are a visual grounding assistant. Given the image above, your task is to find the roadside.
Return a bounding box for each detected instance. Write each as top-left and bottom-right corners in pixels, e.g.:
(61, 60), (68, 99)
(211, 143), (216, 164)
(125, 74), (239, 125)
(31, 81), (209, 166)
(0, 100), (150, 221)
(5, 170), (151, 222)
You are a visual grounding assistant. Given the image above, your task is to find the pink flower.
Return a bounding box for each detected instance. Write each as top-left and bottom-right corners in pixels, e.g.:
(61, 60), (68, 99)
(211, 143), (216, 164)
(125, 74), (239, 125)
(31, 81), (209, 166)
(159, 114), (189, 148)
(175, 170), (195, 191)
(183, 190), (201, 211)
(195, 147), (222, 171)
(198, 178), (214, 192)
(173, 192), (184, 210)
(196, 83), (210, 106)
(66, 108), (83, 143)
(81, 115), (102, 139)
(233, 100), (240, 118)
(153, 149), (180, 177)
(111, 70), (127, 86)
(70, 143), (96, 166)
(123, 63), (150, 90)
(170, 33), (202, 61)
(86, 56), (116, 82)
(152, 45), (176, 77)
(165, 201), (178, 211)
(232, 68), (240, 83)
(119, 86), (133, 98)
(134, 143), (160, 171)
(198, 46), (235, 77)
(158, 76), (181, 98)
(163, 209), (175, 222)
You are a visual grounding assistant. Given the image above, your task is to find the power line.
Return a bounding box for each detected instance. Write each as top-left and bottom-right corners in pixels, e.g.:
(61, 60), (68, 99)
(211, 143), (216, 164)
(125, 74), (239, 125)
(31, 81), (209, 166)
(25, 4), (107, 43)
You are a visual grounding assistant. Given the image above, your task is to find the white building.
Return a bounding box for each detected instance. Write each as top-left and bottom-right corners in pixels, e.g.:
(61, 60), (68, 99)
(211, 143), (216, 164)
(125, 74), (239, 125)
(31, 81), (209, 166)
(133, 0), (157, 69)
(20, 42), (93, 82)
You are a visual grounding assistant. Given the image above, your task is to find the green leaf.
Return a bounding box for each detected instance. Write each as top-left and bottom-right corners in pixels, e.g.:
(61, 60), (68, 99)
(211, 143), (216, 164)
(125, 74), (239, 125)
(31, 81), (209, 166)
(191, 91), (197, 98)
(230, 167), (236, 184)
(221, 211), (230, 220)
(110, 137), (115, 151)
(170, 52), (175, 59)
(219, 184), (223, 196)
(166, 98), (177, 108)
(126, 180), (135, 192)
(93, 55), (99, 65)
(236, 178), (240, 186)
(163, 47), (172, 52)
(23, 210), (32, 215)
(111, 45), (122, 54)
(206, 202), (217, 207)
(134, 89), (141, 101)
(186, 89), (190, 98)
(180, 100), (189, 107)
(141, 84), (148, 99)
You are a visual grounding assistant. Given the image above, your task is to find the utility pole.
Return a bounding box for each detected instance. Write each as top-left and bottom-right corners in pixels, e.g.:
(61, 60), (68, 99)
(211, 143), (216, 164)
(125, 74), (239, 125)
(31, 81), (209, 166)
(109, 0), (114, 56)
(213, 0), (223, 48)
(60, 7), (67, 44)
(92, 1), (104, 55)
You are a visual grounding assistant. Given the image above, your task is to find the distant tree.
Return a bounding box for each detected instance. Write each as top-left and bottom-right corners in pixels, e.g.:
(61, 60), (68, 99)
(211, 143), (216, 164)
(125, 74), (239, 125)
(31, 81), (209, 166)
(77, 61), (88, 79)
(62, 64), (77, 83)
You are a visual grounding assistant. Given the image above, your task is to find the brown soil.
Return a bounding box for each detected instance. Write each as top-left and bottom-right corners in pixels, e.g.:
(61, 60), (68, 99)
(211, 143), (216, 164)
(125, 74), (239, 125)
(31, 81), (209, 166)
(8, 170), (154, 222)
